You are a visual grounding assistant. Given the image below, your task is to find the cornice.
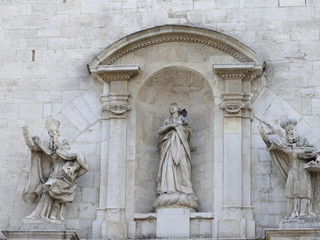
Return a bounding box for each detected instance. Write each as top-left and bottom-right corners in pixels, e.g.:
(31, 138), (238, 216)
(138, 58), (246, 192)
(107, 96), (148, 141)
(101, 33), (253, 65)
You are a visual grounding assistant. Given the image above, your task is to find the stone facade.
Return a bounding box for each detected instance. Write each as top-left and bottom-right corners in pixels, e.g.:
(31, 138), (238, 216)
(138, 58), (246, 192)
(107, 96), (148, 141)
(1, 1), (320, 239)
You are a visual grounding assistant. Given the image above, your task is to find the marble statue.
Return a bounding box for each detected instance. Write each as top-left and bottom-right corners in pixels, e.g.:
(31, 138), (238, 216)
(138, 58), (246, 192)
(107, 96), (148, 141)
(22, 116), (88, 221)
(259, 116), (320, 219)
(153, 103), (198, 211)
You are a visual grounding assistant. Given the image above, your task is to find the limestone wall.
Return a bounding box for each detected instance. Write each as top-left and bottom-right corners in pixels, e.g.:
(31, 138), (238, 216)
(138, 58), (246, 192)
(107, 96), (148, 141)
(1, 0), (320, 239)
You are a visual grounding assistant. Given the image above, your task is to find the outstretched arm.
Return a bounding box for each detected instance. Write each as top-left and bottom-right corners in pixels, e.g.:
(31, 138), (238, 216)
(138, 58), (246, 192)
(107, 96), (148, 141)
(258, 125), (271, 145)
(22, 125), (39, 151)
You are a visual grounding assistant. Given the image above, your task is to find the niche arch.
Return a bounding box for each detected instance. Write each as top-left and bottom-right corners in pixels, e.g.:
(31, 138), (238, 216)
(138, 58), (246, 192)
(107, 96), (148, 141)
(88, 24), (265, 239)
(135, 66), (215, 213)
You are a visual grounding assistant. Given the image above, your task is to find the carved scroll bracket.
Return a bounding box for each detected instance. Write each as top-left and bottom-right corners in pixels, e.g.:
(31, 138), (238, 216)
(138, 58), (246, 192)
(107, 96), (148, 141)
(221, 102), (245, 114)
(213, 63), (263, 118)
(88, 64), (140, 116)
(101, 103), (131, 115)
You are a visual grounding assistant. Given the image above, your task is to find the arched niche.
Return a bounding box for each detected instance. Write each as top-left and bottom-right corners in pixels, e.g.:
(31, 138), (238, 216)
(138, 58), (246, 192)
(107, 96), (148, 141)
(88, 24), (265, 239)
(135, 66), (214, 213)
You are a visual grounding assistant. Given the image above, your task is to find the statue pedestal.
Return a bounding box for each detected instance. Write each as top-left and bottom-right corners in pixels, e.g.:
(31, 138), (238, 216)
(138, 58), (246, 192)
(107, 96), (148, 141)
(266, 217), (320, 240)
(21, 218), (65, 231)
(279, 216), (320, 229)
(133, 211), (213, 239)
(156, 208), (190, 238)
(1, 218), (78, 240)
(1, 230), (79, 240)
(266, 229), (320, 240)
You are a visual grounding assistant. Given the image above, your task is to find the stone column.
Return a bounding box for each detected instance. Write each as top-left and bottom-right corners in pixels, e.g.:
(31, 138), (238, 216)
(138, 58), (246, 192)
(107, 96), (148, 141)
(213, 64), (262, 239)
(89, 65), (139, 239)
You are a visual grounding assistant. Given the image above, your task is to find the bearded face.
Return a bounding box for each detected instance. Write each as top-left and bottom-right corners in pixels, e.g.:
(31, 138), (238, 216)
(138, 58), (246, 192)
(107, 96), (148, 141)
(48, 129), (60, 151)
(285, 125), (297, 143)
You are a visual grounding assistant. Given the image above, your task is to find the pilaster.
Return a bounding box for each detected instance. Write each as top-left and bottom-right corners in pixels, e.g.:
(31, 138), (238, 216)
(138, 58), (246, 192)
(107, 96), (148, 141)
(213, 63), (263, 239)
(89, 64), (140, 239)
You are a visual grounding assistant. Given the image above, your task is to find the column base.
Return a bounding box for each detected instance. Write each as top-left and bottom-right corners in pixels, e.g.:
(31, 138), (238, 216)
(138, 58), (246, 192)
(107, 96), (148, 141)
(105, 220), (127, 239)
(218, 218), (246, 239)
(92, 208), (128, 239)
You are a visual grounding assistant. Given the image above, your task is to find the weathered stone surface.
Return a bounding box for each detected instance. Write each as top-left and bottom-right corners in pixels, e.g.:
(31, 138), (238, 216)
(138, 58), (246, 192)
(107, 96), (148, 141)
(1, 230), (79, 240)
(22, 116), (88, 222)
(259, 116), (320, 219)
(1, 0), (320, 239)
(156, 208), (190, 238)
(266, 229), (320, 240)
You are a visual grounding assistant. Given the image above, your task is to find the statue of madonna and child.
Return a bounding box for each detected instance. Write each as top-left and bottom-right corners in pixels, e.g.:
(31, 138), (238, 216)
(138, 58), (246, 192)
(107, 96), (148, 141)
(153, 103), (198, 211)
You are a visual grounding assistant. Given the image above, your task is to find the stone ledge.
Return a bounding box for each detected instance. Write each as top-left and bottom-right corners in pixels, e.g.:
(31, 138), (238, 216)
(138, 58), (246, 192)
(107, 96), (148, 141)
(279, 216), (320, 229)
(134, 212), (157, 220)
(134, 212), (214, 220)
(1, 230), (79, 240)
(190, 212), (214, 219)
(266, 229), (320, 240)
(126, 238), (261, 240)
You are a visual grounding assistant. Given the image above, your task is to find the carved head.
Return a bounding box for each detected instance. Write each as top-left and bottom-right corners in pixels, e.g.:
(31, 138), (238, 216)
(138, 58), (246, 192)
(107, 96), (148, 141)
(45, 115), (60, 131)
(169, 103), (181, 115)
(280, 116), (297, 139)
(45, 116), (60, 139)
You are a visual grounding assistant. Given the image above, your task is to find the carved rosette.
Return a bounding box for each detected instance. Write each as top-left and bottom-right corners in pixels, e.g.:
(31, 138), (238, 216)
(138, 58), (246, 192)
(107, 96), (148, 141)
(101, 103), (131, 115)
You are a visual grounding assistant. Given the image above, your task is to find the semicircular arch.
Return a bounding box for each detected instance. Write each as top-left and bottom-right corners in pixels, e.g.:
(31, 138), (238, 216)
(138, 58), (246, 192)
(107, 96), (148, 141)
(88, 25), (265, 70)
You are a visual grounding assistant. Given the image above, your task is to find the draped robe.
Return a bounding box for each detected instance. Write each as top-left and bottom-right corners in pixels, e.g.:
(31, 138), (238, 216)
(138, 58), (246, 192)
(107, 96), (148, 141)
(156, 116), (194, 195)
(22, 139), (88, 206)
(265, 134), (318, 199)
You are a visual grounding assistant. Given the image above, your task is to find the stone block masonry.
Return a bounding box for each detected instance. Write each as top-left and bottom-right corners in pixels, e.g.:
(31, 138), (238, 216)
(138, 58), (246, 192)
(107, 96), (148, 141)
(1, 0), (320, 239)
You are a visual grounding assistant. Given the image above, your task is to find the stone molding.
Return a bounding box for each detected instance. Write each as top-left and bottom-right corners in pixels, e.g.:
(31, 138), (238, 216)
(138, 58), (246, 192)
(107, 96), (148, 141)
(220, 101), (245, 113)
(213, 63), (263, 117)
(88, 25), (266, 71)
(1, 231), (79, 240)
(266, 229), (320, 240)
(88, 65), (139, 116)
(102, 33), (252, 64)
(89, 64), (139, 83)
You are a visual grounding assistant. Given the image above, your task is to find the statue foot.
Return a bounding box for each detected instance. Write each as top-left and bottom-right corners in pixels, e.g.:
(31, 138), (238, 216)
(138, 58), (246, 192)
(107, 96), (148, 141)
(290, 212), (299, 218)
(49, 215), (57, 220)
(309, 212), (316, 216)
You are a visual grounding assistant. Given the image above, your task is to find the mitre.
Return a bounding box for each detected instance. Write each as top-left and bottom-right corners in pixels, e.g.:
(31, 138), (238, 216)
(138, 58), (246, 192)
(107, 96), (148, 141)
(45, 115), (60, 131)
(280, 116), (297, 129)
